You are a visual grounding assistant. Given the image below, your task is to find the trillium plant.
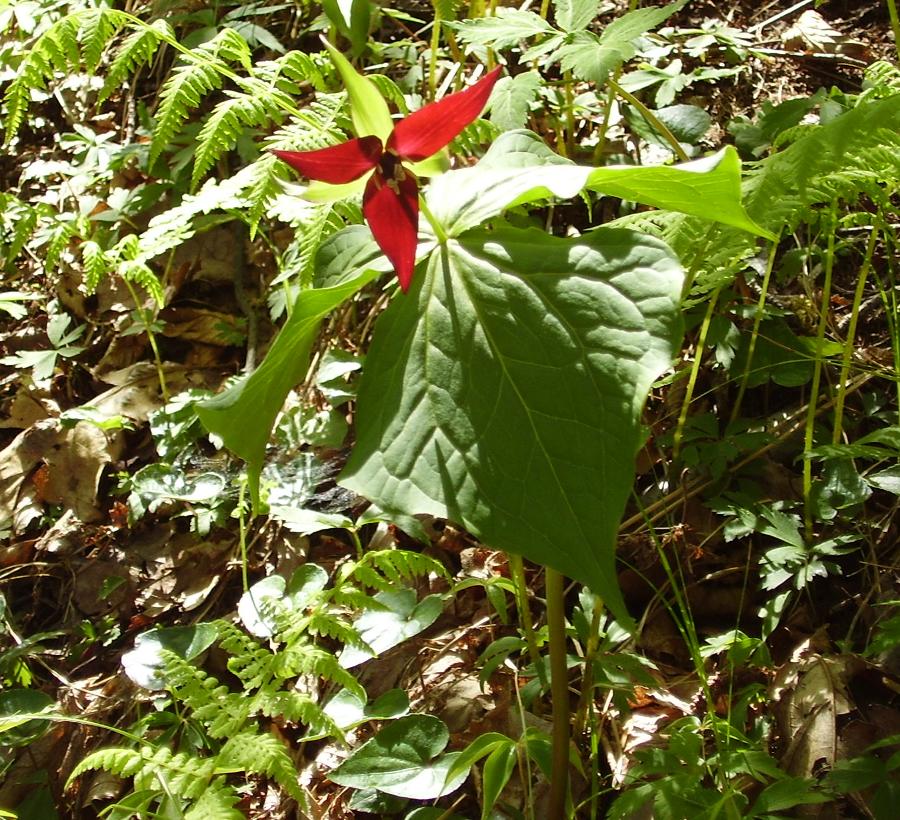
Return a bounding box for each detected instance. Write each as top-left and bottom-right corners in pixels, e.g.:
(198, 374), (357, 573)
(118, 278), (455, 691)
(199, 46), (770, 643)
(273, 61), (502, 291)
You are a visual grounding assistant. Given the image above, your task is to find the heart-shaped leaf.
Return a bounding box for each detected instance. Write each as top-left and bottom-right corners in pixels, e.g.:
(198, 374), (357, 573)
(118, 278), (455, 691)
(328, 714), (466, 799)
(340, 225), (684, 625)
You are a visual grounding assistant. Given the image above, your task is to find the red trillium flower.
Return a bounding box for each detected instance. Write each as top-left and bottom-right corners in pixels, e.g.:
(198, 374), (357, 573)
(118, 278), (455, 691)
(273, 66), (502, 292)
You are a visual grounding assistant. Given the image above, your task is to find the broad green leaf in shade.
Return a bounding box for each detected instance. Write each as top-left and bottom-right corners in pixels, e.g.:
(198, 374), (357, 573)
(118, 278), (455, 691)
(321, 38), (393, 142)
(196, 233), (386, 502)
(322, 687), (410, 731)
(426, 130), (772, 240)
(339, 588), (443, 668)
(866, 465), (900, 494)
(328, 714), (466, 799)
(625, 103), (711, 150)
(121, 624), (218, 689)
(340, 225), (684, 626)
(0, 689), (54, 747)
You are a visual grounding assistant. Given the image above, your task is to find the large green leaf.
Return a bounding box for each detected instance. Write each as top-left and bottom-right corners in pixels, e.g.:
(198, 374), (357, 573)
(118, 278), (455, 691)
(328, 714), (466, 799)
(340, 225), (684, 625)
(196, 229), (385, 499)
(426, 130), (771, 239)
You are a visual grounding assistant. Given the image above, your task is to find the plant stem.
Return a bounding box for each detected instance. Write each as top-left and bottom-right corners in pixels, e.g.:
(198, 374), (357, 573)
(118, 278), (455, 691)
(419, 195), (447, 243)
(545, 567), (570, 818)
(508, 553), (548, 689)
(572, 595), (602, 737)
(122, 278), (169, 403)
(607, 78), (689, 162)
(238, 476), (250, 593)
(673, 287), (719, 461)
(832, 224), (878, 444)
(803, 204), (837, 540)
(730, 233), (781, 423)
(886, 0), (900, 61)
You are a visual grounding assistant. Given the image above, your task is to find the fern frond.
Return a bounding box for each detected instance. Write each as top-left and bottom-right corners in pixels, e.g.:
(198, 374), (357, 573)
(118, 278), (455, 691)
(150, 28), (251, 165)
(218, 731), (305, 804)
(183, 777), (243, 820)
(0, 195), (41, 268)
(369, 74), (408, 114)
(78, 7), (128, 72)
(257, 691), (345, 741)
(67, 747), (144, 786)
(192, 86), (282, 189)
(304, 611), (372, 654)
(329, 584), (386, 612)
(81, 240), (110, 293)
(99, 19), (173, 105)
(279, 646), (366, 700)
(366, 549), (449, 584)
(119, 260), (165, 305)
(43, 218), (80, 274)
(3, 8), (130, 141)
(274, 50), (325, 91)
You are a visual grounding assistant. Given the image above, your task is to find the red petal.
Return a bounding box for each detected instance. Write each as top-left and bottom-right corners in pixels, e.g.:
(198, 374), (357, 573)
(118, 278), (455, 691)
(272, 136), (382, 184)
(363, 170), (420, 292)
(388, 67), (502, 162)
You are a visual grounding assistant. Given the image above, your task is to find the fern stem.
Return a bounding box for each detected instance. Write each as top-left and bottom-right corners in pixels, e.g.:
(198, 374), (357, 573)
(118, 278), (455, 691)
(672, 287), (719, 462)
(803, 204), (838, 540)
(545, 567), (570, 819)
(832, 223), (878, 444)
(730, 233), (781, 424)
(607, 78), (689, 162)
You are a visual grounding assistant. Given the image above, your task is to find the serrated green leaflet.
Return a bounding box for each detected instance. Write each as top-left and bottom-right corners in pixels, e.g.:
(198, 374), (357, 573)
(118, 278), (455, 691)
(340, 225), (684, 626)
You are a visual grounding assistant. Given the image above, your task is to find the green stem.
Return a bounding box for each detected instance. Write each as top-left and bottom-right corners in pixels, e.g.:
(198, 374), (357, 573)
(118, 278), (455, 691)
(803, 204), (837, 540)
(508, 553), (548, 689)
(608, 78), (689, 162)
(428, 13), (441, 101)
(673, 288), (719, 462)
(419, 195), (447, 244)
(730, 233), (781, 424)
(539, 0), (550, 19)
(546, 567), (570, 819)
(572, 595), (602, 737)
(833, 224), (878, 444)
(122, 278), (169, 403)
(238, 477), (250, 593)
(886, 0), (900, 62)
(563, 70), (576, 158)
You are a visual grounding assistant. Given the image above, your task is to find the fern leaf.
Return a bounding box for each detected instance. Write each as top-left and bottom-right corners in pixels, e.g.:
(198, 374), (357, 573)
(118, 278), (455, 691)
(119, 260), (164, 305)
(81, 240), (109, 293)
(367, 549), (449, 583)
(304, 611), (372, 654)
(78, 7), (128, 73)
(43, 219), (79, 274)
(257, 691), (345, 741)
(282, 646), (366, 700)
(192, 87), (281, 189)
(67, 747), (144, 787)
(3, 14), (81, 141)
(99, 19), (173, 105)
(184, 777), (243, 820)
(149, 28), (251, 165)
(218, 731), (305, 804)
(274, 50), (325, 91)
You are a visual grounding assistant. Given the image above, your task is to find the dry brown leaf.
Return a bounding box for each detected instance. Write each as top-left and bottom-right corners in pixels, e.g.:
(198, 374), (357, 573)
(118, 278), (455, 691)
(782, 10), (869, 60)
